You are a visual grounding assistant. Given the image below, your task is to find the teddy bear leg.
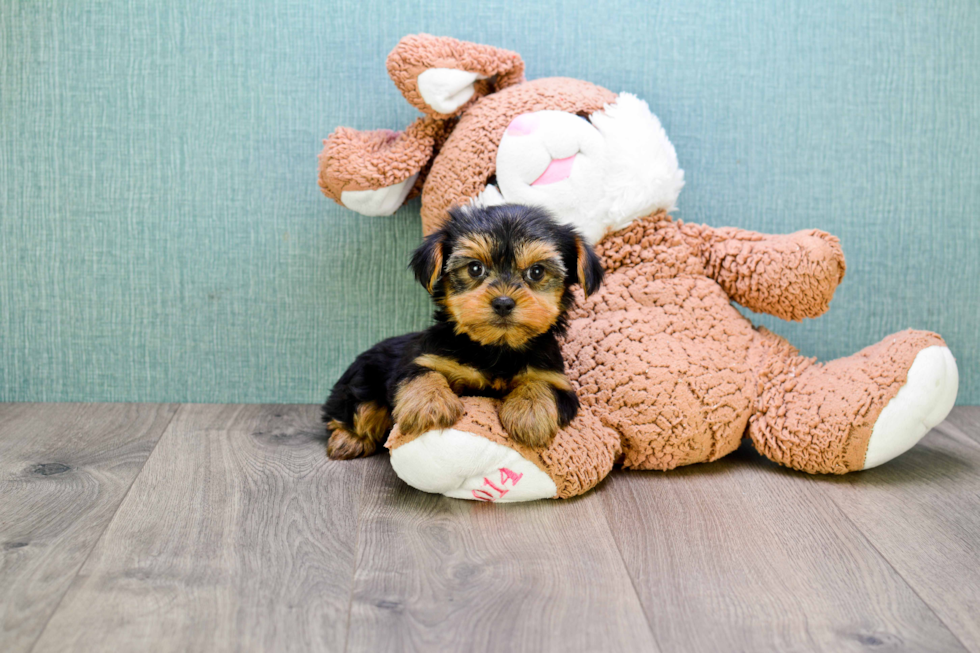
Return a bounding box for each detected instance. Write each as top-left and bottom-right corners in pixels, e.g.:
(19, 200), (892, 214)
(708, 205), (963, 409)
(385, 396), (620, 502)
(748, 329), (958, 474)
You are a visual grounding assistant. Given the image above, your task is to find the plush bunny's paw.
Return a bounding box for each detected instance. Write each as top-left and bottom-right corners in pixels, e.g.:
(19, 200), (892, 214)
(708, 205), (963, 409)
(340, 173), (418, 217)
(864, 345), (958, 469)
(386, 396), (620, 502)
(389, 428), (558, 502)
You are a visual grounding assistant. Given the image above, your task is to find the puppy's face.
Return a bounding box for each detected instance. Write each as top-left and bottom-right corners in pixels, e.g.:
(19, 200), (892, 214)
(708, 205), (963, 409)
(442, 231), (567, 348)
(411, 205), (603, 349)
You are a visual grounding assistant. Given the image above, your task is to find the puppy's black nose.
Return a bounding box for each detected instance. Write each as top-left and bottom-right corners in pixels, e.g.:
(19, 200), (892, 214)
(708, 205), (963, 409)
(491, 296), (516, 316)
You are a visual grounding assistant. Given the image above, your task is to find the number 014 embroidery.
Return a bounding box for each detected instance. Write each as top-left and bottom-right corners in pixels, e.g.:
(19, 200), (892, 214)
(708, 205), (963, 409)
(471, 467), (524, 502)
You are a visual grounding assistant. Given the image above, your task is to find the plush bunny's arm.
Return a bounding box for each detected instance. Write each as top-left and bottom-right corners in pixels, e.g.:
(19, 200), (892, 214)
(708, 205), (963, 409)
(680, 223), (846, 321)
(318, 117), (449, 216)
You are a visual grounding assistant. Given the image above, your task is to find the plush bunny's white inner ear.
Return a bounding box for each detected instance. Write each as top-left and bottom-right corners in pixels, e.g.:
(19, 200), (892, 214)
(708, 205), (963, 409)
(417, 69), (487, 114)
(340, 173), (418, 217)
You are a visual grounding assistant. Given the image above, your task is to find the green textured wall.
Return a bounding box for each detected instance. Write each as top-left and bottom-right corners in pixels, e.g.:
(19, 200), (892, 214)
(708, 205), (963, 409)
(1, 0), (978, 403)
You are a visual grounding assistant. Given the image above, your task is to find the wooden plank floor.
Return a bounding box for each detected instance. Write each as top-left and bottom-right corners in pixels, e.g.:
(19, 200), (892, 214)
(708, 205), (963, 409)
(2, 404), (979, 653)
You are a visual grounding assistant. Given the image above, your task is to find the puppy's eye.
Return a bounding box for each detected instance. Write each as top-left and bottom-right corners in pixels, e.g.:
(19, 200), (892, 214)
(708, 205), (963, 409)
(467, 262), (485, 278)
(526, 264), (545, 282)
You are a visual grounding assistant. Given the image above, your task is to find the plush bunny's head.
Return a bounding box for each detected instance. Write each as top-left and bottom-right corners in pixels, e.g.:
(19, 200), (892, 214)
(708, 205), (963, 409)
(319, 34), (685, 243)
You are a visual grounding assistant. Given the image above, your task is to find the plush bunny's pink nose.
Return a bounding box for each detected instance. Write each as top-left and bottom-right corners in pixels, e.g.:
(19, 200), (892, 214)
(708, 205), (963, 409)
(506, 113), (540, 136)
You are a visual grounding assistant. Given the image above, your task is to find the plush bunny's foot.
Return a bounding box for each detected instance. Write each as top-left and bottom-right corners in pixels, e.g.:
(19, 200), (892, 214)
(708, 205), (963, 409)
(390, 428), (558, 502)
(386, 397), (620, 502)
(750, 329), (958, 474)
(863, 345), (958, 469)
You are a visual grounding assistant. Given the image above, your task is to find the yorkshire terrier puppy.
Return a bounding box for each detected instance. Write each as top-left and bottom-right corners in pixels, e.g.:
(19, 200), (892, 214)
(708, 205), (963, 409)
(323, 204), (603, 460)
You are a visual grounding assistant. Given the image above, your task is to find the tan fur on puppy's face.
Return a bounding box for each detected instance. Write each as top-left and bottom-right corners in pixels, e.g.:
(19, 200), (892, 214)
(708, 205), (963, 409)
(514, 241), (558, 271)
(455, 234), (495, 265)
(444, 284), (561, 348)
(443, 236), (567, 349)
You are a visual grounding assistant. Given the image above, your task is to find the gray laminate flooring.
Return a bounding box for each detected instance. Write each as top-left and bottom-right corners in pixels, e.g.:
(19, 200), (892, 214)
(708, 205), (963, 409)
(2, 403), (979, 652)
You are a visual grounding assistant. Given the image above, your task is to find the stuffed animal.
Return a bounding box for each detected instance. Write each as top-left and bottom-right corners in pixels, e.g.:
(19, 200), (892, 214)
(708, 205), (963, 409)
(318, 34), (959, 502)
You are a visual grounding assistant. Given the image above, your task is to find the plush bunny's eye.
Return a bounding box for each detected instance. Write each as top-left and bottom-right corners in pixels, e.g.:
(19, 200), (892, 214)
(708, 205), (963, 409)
(467, 262), (486, 278)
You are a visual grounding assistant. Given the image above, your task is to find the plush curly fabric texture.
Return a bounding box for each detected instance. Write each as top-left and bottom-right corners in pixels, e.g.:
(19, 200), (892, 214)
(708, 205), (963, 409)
(318, 117), (449, 200)
(687, 226), (847, 321)
(749, 327), (946, 473)
(563, 212), (944, 473)
(326, 34), (957, 499)
(564, 212), (761, 470)
(386, 34), (526, 119)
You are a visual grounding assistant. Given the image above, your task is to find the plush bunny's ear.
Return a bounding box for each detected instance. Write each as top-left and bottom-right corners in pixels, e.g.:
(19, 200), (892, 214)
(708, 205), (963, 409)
(387, 34), (525, 118)
(318, 117), (448, 216)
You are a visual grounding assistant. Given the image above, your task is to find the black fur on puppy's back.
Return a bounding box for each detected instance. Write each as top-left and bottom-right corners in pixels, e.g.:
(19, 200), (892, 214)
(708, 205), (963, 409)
(321, 333), (416, 430)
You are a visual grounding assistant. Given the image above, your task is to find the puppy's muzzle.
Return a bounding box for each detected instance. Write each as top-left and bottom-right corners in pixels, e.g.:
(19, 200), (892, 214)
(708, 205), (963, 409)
(491, 296), (516, 317)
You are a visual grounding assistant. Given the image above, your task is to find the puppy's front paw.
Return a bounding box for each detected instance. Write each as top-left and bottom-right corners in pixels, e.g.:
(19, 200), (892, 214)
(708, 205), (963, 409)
(499, 388), (559, 448)
(326, 425), (376, 460)
(394, 372), (464, 435)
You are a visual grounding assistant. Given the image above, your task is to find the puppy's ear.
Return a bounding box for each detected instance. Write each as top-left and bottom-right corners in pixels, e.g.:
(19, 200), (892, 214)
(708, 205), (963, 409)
(410, 231), (445, 293)
(574, 236), (604, 298)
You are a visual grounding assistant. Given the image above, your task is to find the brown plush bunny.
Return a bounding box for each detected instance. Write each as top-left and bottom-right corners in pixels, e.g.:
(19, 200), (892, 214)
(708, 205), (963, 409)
(318, 34), (958, 502)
